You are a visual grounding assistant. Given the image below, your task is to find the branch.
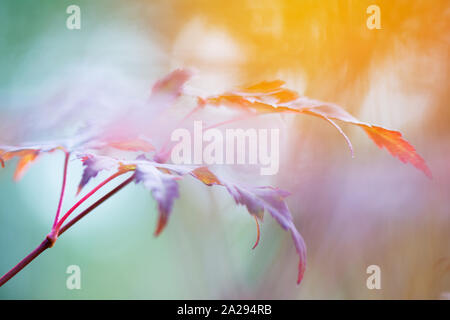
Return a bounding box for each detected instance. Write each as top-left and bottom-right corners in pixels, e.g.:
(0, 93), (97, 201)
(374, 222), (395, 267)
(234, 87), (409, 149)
(0, 174), (134, 287)
(58, 175), (134, 236)
(54, 171), (127, 232)
(0, 238), (51, 287)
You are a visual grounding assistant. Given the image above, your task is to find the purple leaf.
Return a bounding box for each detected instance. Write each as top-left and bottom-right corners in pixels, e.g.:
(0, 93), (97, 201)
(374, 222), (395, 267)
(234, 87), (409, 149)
(77, 155), (120, 194)
(191, 167), (307, 284)
(134, 162), (181, 236)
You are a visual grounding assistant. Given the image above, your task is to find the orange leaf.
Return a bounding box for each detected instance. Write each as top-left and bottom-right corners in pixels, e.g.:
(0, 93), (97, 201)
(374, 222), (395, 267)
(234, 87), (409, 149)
(152, 69), (192, 98)
(361, 125), (432, 178)
(0, 149), (41, 181)
(297, 104), (432, 178)
(200, 81), (432, 178)
(154, 212), (168, 237)
(241, 80), (286, 93)
(13, 152), (39, 181)
(191, 167), (222, 186)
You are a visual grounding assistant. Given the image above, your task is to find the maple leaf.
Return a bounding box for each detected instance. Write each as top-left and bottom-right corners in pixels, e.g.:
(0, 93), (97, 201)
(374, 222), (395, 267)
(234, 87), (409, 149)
(134, 162), (181, 236)
(0, 144), (64, 180)
(77, 155), (122, 194)
(0, 132), (155, 186)
(151, 69), (192, 100)
(77, 154), (196, 192)
(191, 167), (307, 284)
(296, 103), (433, 178)
(76, 154), (307, 282)
(0, 69), (433, 287)
(199, 80), (432, 178)
(131, 160), (202, 237)
(0, 131), (108, 181)
(76, 154), (194, 235)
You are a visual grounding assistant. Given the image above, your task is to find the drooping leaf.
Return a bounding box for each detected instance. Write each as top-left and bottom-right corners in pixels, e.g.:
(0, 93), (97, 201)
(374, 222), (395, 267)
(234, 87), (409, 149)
(1, 70), (433, 287)
(77, 154), (195, 236)
(77, 156), (307, 283)
(0, 144), (62, 180)
(77, 155), (122, 194)
(134, 162), (181, 236)
(0, 133), (102, 181)
(132, 160), (198, 236)
(251, 215), (260, 250)
(296, 102), (433, 178)
(191, 167), (307, 284)
(149, 69), (193, 117)
(152, 69), (192, 97)
(190, 166), (222, 186)
(199, 81), (432, 178)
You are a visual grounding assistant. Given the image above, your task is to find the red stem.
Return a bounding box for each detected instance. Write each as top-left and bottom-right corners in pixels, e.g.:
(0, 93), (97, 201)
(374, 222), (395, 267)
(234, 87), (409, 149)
(52, 151), (70, 229)
(0, 174), (134, 287)
(58, 175), (134, 236)
(55, 171), (125, 231)
(0, 239), (51, 287)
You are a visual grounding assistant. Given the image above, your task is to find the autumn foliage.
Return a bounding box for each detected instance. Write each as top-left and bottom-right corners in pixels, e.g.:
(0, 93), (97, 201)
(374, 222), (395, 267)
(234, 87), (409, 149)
(0, 70), (431, 286)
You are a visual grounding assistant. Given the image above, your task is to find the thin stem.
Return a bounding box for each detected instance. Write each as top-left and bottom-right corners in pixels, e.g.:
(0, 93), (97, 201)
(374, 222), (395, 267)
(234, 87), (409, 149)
(52, 151), (70, 229)
(0, 238), (51, 287)
(322, 116), (354, 158)
(0, 173), (134, 287)
(55, 171), (126, 231)
(58, 175), (134, 236)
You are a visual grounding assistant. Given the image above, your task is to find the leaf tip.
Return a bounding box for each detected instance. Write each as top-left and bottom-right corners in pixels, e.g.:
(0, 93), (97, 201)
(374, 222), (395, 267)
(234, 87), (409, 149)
(251, 215), (261, 250)
(154, 213), (168, 237)
(423, 165), (433, 179)
(297, 262), (305, 285)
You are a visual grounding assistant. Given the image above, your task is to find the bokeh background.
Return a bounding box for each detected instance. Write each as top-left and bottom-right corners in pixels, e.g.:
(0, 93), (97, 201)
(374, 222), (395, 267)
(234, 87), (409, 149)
(0, 0), (449, 299)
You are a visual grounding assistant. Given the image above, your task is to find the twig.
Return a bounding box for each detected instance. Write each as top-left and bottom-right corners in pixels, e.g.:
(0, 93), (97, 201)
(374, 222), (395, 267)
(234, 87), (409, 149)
(0, 239), (51, 287)
(54, 171), (127, 231)
(0, 173), (134, 287)
(59, 175), (134, 236)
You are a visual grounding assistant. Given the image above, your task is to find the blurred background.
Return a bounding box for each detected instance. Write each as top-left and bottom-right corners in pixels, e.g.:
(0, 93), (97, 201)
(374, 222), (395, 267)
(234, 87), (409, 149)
(0, 0), (449, 299)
